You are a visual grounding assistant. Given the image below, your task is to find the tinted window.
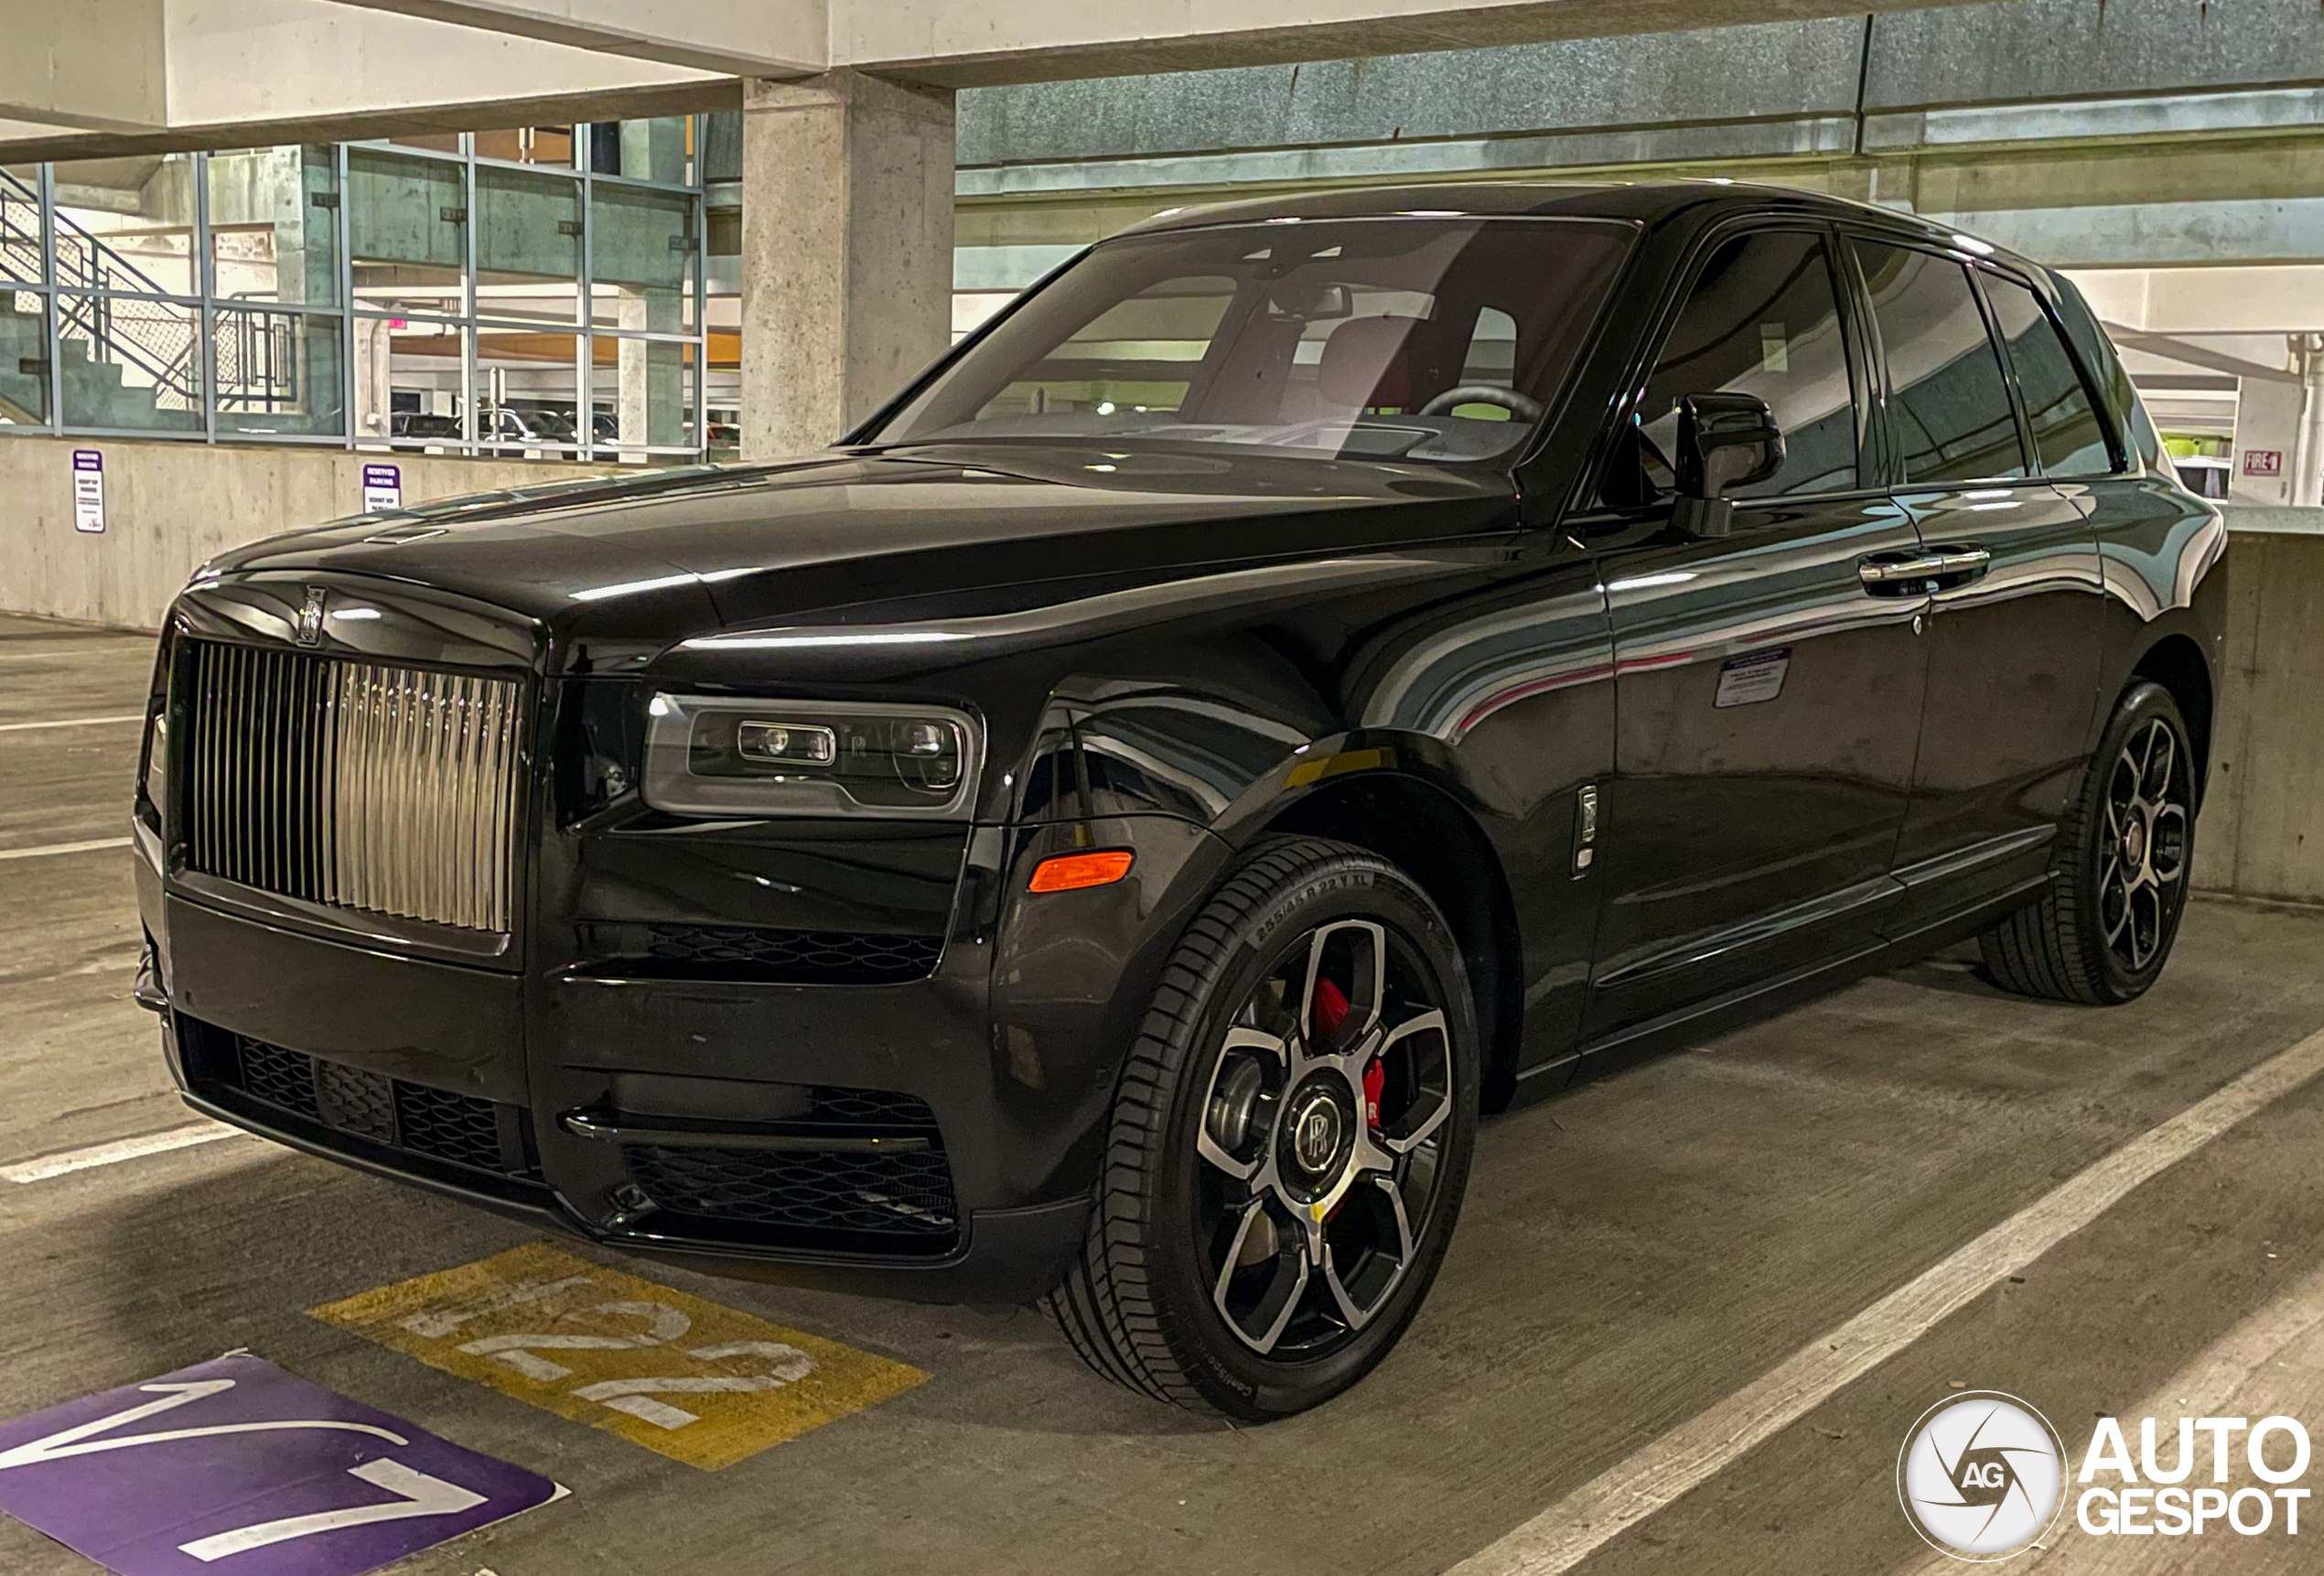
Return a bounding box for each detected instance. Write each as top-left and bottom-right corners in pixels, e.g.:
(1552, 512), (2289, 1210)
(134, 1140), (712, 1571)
(1982, 273), (2114, 476)
(1605, 231), (1859, 507)
(1855, 241), (2026, 485)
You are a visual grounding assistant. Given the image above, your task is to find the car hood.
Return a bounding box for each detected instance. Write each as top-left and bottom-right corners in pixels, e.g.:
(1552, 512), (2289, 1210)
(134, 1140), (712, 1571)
(203, 446), (1518, 672)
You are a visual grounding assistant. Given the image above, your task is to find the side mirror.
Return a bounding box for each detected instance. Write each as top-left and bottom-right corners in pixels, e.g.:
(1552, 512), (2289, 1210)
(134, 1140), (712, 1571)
(1673, 392), (1784, 538)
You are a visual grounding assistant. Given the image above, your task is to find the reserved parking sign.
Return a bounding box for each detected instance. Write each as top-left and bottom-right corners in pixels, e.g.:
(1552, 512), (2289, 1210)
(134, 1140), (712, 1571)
(71, 450), (103, 533)
(360, 463), (402, 513)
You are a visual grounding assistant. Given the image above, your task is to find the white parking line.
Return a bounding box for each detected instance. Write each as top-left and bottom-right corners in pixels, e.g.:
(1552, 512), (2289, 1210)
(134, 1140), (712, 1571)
(0, 713), (144, 733)
(1447, 1024), (2324, 1576)
(0, 836), (133, 863)
(1, 1120), (248, 1184)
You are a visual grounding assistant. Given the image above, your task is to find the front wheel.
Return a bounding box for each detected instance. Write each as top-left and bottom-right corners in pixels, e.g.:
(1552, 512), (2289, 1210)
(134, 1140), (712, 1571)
(1981, 680), (2195, 1004)
(1042, 837), (1479, 1419)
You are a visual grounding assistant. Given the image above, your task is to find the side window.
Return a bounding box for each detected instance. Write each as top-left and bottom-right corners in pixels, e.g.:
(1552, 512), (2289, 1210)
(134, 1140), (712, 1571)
(1854, 241), (2028, 485)
(1602, 231), (1860, 509)
(1982, 273), (2115, 477)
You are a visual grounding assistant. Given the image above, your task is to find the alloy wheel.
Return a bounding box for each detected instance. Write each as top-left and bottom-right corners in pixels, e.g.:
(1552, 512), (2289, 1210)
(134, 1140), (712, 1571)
(2099, 716), (2190, 974)
(1191, 918), (1455, 1358)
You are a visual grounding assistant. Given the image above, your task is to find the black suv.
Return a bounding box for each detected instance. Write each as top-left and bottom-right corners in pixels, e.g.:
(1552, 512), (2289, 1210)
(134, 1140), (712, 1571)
(134, 183), (2224, 1419)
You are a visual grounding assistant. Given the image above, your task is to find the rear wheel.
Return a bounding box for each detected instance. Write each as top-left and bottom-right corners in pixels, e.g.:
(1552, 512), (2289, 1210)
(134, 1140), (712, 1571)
(1980, 681), (2194, 1004)
(1042, 837), (1479, 1419)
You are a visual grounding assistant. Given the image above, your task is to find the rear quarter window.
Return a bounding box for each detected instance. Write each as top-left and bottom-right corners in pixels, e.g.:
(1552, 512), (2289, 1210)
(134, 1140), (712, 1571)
(1983, 273), (2116, 477)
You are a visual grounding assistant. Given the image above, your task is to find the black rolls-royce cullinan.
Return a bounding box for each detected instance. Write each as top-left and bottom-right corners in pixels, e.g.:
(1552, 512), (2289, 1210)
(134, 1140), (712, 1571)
(133, 182), (2225, 1419)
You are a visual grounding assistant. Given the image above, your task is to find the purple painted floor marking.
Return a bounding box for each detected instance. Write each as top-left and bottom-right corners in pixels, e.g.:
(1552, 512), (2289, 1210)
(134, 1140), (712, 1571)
(0, 1354), (559, 1576)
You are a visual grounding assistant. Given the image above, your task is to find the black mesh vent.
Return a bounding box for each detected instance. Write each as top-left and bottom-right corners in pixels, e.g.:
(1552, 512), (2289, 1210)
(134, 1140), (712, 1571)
(805, 1087), (940, 1128)
(236, 1038), (322, 1121)
(627, 1146), (959, 1242)
(220, 1032), (533, 1181)
(591, 924), (943, 984)
(395, 1080), (506, 1173)
(314, 1062), (395, 1143)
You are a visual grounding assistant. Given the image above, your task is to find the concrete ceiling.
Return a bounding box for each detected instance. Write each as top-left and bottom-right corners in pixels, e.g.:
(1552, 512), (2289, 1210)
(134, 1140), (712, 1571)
(0, 0), (1982, 158)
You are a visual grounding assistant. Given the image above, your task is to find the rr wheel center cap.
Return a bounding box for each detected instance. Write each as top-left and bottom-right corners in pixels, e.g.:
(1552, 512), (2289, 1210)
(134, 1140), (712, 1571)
(1281, 1079), (1354, 1190)
(2124, 815), (2147, 870)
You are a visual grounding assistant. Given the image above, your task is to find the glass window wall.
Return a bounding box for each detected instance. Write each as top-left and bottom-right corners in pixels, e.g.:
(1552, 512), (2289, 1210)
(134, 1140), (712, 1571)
(0, 121), (708, 456)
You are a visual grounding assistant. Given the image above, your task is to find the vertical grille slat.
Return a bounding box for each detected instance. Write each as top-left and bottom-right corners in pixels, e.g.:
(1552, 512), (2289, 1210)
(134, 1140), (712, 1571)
(182, 640), (522, 934)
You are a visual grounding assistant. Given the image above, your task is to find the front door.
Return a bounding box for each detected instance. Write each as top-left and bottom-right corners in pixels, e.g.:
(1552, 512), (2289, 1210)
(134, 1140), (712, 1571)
(1846, 239), (2107, 931)
(1579, 226), (1931, 1041)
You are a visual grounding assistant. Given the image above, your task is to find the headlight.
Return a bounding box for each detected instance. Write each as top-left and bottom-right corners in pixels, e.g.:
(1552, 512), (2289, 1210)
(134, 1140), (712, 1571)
(641, 694), (982, 819)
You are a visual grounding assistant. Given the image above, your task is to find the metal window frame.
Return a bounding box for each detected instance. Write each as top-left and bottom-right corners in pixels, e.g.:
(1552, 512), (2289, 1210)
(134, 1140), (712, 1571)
(6, 119), (711, 460)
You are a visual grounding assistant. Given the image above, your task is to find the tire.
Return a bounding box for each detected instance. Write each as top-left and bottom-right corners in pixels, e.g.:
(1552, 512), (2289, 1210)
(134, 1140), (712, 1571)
(1042, 836), (1480, 1419)
(1979, 681), (2195, 1005)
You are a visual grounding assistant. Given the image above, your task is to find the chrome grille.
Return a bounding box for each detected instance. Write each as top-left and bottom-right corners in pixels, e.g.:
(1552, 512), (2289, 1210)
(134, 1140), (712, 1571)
(183, 641), (524, 933)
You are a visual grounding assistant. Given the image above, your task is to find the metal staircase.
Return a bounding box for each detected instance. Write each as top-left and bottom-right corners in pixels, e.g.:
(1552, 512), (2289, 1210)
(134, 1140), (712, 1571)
(0, 167), (301, 428)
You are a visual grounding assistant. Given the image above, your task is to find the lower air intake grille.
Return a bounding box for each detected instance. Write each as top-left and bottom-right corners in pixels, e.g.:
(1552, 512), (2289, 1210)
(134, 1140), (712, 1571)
(589, 924), (943, 984)
(626, 1147), (959, 1242)
(394, 1080), (507, 1173)
(620, 1080), (958, 1251)
(219, 1031), (535, 1180)
(236, 1038), (323, 1121)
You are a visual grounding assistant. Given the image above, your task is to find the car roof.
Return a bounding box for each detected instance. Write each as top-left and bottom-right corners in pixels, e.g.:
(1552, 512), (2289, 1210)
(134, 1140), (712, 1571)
(1114, 181), (2044, 279)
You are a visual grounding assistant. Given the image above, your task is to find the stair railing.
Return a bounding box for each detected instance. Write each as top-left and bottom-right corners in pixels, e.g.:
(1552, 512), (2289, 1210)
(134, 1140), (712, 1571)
(0, 166), (203, 408)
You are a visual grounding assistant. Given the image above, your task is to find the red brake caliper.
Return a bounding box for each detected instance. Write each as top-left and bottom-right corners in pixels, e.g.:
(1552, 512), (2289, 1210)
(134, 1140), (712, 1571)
(1312, 976), (1384, 1130)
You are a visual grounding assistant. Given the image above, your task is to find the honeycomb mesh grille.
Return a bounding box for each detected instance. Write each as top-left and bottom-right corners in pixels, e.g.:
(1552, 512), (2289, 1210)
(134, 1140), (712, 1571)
(314, 1061), (395, 1143)
(805, 1087), (940, 1127)
(595, 925), (943, 984)
(222, 1032), (533, 1180)
(235, 1038), (322, 1121)
(395, 1080), (506, 1173)
(621, 1080), (957, 1250)
(626, 1147), (959, 1241)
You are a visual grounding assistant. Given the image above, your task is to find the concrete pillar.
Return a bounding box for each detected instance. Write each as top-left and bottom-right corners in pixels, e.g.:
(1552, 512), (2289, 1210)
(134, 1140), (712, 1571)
(740, 70), (955, 461)
(2296, 336), (2324, 509)
(2231, 374), (2304, 507)
(351, 316), (394, 442)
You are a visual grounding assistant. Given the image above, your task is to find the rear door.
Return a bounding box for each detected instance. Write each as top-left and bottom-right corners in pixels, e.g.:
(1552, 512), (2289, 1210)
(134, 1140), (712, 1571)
(1581, 224), (1931, 1041)
(1845, 238), (2106, 933)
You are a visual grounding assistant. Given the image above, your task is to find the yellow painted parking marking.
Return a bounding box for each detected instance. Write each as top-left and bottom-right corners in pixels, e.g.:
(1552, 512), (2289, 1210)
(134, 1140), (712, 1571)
(310, 1242), (927, 1470)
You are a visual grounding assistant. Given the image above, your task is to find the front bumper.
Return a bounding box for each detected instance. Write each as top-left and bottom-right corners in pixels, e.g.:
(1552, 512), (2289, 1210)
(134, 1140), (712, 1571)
(142, 809), (1224, 1305)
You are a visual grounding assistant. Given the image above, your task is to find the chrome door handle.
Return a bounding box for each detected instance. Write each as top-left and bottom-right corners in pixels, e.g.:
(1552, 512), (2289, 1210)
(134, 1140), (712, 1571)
(1858, 554), (1950, 588)
(1928, 545), (1992, 580)
(1858, 545), (1992, 595)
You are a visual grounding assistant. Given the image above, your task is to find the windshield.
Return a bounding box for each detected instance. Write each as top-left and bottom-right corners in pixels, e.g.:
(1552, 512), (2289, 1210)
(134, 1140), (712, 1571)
(867, 216), (1634, 466)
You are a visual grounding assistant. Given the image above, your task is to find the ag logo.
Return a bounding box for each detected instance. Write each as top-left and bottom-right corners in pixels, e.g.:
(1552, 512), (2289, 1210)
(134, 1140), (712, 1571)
(1898, 1391), (2067, 1560)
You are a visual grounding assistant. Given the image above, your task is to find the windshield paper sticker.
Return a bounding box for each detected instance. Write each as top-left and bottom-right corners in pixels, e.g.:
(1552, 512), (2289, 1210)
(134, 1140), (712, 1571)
(1715, 646), (1791, 708)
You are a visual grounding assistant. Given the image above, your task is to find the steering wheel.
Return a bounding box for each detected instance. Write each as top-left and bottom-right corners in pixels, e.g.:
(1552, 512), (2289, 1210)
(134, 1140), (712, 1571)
(1417, 385), (1545, 422)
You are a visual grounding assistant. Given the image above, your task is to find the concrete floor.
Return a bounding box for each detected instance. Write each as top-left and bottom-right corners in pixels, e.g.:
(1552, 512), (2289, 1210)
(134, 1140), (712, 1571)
(6, 608), (2324, 1574)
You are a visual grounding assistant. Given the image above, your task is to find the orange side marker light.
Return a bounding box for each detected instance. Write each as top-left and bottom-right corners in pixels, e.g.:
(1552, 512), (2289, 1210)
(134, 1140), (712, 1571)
(1028, 850), (1135, 893)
